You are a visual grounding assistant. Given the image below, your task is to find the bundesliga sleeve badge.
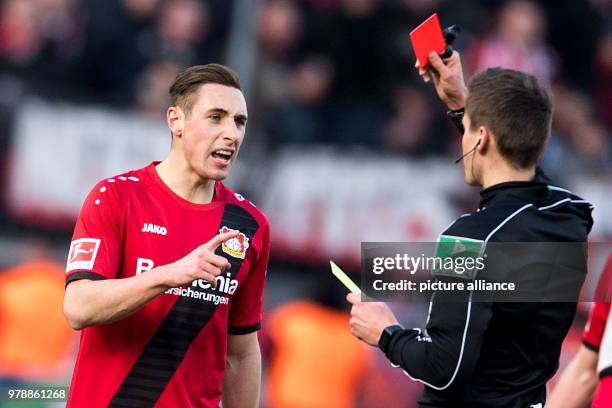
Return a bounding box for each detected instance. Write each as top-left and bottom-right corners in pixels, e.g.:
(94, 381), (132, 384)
(219, 227), (249, 259)
(66, 238), (101, 272)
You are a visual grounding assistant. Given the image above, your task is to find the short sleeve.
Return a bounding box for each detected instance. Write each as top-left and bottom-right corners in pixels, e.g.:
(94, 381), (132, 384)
(65, 181), (123, 285)
(583, 301), (611, 352)
(228, 221), (270, 334)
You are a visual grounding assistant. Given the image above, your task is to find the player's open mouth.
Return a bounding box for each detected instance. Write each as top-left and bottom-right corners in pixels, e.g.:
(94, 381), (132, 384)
(211, 149), (234, 164)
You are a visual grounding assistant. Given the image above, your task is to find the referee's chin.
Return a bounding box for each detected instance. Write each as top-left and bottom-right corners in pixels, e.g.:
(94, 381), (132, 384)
(465, 178), (482, 188)
(463, 169), (482, 188)
(462, 156), (484, 187)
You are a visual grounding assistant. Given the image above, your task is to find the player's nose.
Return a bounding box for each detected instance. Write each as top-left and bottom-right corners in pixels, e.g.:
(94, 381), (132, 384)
(221, 124), (241, 143)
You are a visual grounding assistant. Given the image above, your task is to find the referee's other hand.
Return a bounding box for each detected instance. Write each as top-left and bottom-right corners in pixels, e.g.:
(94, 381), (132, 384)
(346, 293), (400, 347)
(416, 50), (468, 110)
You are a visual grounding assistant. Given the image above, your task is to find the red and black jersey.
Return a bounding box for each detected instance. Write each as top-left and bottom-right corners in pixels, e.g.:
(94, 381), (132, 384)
(582, 302), (611, 355)
(65, 162), (270, 408)
(582, 255), (612, 379)
(582, 255), (612, 407)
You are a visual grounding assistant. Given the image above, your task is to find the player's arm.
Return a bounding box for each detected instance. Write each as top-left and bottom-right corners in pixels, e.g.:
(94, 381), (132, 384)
(549, 300), (609, 407)
(222, 332), (262, 408)
(547, 345), (598, 408)
(63, 231), (237, 330)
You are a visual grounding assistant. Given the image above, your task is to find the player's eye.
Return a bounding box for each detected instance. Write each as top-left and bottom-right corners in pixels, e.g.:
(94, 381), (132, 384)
(235, 118), (246, 128)
(209, 113), (221, 121)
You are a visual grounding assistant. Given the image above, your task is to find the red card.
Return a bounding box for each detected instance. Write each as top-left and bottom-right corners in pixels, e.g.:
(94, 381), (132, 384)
(410, 13), (447, 69)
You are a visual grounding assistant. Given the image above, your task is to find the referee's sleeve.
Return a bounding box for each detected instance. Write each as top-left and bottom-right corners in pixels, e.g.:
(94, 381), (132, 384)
(385, 285), (493, 390)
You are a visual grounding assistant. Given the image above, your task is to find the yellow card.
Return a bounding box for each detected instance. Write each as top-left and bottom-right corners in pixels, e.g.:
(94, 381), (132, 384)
(330, 261), (361, 294)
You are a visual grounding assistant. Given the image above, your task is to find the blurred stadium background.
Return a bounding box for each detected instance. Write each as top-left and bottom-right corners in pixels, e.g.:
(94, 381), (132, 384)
(0, 0), (610, 407)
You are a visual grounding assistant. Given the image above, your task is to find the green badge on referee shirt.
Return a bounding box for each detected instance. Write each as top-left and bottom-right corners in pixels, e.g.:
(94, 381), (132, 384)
(432, 235), (485, 280)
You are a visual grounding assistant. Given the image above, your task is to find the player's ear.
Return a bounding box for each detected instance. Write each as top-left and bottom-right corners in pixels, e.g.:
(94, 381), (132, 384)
(167, 106), (185, 138)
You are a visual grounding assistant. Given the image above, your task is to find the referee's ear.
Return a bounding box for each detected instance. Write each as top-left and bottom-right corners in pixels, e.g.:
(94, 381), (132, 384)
(476, 126), (492, 155)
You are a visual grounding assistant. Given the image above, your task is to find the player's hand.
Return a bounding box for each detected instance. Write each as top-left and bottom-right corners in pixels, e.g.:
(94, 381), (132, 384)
(416, 50), (468, 110)
(163, 230), (239, 289)
(347, 293), (400, 347)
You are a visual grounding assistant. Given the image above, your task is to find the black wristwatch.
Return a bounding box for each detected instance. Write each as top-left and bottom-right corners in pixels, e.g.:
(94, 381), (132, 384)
(378, 325), (404, 354)
(446, 107), (465, 134)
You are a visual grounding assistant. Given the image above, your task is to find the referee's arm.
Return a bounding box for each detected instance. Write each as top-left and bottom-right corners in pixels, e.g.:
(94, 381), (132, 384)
(385, 290), (492, 390)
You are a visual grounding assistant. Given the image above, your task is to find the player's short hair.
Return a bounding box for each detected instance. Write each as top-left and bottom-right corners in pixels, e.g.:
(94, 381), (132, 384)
(466, 68), (552, 169)
(169, 64), (241, 116)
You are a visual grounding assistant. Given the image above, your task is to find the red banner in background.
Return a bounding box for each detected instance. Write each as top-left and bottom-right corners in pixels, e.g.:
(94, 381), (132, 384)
(259, 148), (464, 265)
(4, 100), (611, 265)
(6, 98), (169, 227)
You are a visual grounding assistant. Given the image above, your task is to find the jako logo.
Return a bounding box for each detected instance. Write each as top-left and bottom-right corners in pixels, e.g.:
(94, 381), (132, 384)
(141, 223), (167, 236)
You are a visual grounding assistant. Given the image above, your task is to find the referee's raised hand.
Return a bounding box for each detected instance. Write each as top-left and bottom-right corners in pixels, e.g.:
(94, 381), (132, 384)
(416, 50), (468, 110)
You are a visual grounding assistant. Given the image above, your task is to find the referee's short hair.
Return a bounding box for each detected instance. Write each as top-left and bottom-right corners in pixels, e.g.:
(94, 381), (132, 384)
(169, 64), (241, 116)
(466, 68), (552, 169)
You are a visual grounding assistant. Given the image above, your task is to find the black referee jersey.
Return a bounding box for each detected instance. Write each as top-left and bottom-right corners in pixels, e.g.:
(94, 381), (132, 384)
(384, 171), (593, 408)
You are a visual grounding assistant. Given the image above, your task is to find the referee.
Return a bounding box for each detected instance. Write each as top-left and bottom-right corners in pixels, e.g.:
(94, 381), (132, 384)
(347, 51), (593, 407)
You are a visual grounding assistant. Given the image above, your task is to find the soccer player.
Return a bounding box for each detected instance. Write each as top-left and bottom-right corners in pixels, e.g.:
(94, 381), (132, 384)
(347, 51), (593, 407)
(63, 64), (270, 408)
(548, 254), (612, 408)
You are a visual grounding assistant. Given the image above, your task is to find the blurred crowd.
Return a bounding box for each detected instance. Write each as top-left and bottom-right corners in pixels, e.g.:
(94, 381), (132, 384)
(0, 0), (610, 179)
(0, 0), (610, 407)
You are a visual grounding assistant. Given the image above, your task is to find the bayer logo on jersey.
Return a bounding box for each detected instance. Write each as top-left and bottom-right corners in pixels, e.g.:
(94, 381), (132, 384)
(219, 226), (249, 259)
